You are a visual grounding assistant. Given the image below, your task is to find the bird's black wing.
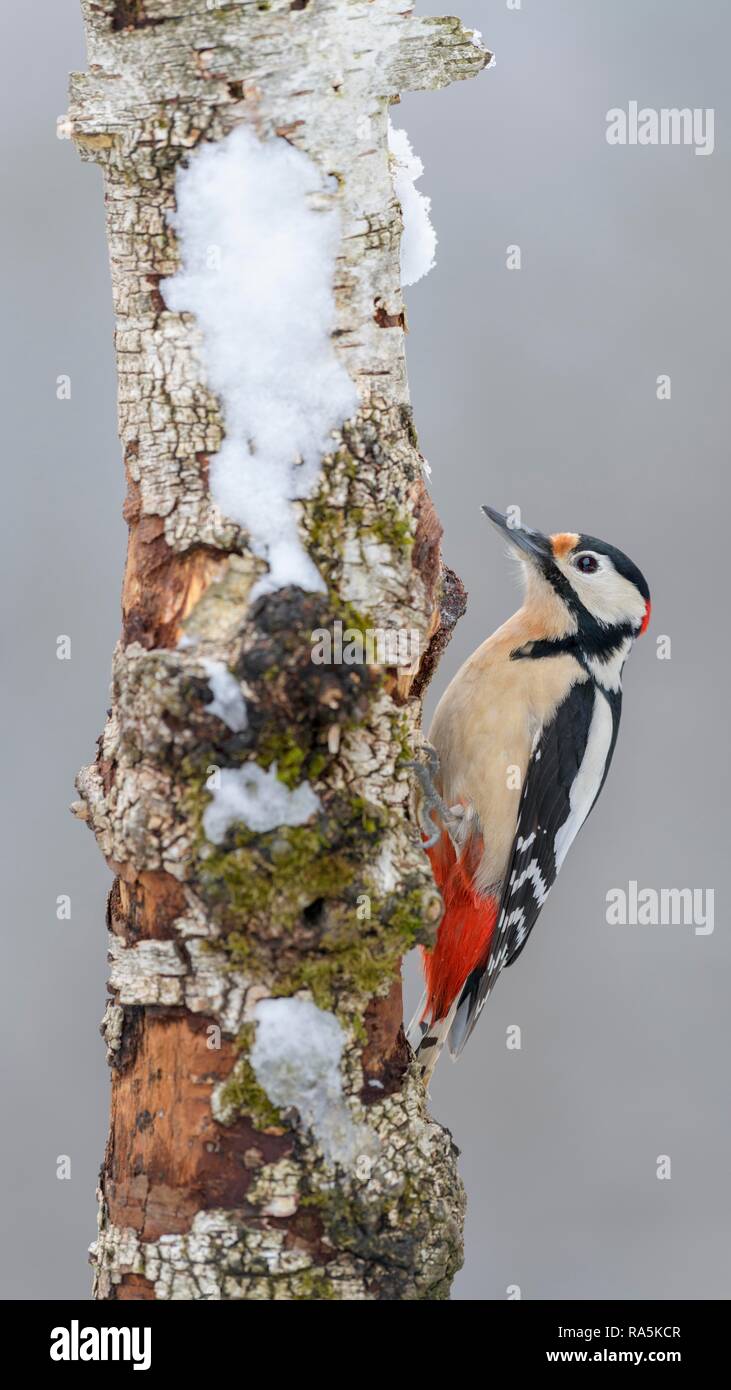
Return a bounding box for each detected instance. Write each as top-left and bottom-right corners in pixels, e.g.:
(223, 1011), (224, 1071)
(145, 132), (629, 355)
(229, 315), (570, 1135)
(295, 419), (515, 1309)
(447, 676), (619, 1057)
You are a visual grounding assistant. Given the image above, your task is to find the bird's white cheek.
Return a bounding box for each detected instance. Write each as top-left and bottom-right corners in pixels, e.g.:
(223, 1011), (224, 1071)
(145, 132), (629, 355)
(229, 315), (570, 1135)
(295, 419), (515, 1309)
(559, 564), (644, 627)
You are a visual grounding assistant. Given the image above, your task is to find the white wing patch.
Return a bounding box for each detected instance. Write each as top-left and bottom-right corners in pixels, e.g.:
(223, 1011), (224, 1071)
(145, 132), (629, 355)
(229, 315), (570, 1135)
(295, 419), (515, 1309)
(553, 688), (614, 871)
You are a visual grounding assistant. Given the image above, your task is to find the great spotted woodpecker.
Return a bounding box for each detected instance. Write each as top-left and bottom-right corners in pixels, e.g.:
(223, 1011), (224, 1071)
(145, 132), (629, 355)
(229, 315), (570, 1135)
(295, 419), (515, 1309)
(409, 507), (651, 1080)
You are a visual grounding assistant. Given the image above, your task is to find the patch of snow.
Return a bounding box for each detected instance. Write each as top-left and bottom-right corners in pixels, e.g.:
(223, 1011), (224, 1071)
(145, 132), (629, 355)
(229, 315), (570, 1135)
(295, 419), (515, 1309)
(251, 998), (376, 1168)
(163, 125), (358, 597)
(200, 658), (248, 732)
(388, 121), (437, 287)
(202, 762), (320, 844)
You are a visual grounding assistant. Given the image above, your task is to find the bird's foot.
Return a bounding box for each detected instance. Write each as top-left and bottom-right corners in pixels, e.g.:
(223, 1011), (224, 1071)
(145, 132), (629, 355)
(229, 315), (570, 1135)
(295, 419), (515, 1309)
(407, 746), (466, 851)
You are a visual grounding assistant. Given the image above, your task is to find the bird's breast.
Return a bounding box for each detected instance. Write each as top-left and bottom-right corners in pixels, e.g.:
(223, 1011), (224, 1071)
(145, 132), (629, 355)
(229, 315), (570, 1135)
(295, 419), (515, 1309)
(429, 632), (586, 890)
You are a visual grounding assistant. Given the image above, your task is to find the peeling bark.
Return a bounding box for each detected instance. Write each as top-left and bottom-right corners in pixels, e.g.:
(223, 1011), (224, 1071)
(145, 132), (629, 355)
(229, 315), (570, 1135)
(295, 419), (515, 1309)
(69, 0), (489, 1301)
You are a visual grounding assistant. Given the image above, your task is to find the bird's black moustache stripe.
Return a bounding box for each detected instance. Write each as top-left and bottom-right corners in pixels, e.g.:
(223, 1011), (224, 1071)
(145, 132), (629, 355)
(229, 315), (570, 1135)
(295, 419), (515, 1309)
(519, 560), (640, 659)
(510, 623), (636, 665)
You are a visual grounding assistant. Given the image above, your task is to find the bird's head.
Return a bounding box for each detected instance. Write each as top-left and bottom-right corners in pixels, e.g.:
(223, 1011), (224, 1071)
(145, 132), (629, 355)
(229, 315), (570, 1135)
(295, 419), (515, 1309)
(483, 506), (651, 646)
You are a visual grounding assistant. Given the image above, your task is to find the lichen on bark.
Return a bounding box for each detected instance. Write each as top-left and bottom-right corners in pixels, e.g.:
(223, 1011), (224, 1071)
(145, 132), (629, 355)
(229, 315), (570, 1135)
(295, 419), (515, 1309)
(69, 0), (487, 1301)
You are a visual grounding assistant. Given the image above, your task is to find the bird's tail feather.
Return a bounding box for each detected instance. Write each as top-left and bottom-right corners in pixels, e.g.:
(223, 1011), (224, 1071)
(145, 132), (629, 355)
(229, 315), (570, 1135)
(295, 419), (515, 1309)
(405, 988), (428, 1054)
(407, 994), (460, 1085)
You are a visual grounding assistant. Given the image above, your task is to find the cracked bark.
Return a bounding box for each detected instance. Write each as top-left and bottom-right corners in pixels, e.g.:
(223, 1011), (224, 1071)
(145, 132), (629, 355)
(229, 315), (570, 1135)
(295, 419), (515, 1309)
(69, 0), (487, 1301)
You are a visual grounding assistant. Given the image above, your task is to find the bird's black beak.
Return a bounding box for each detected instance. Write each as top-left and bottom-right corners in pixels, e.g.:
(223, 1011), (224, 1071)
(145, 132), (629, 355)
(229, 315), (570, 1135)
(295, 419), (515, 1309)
(482, 506), (552, 563)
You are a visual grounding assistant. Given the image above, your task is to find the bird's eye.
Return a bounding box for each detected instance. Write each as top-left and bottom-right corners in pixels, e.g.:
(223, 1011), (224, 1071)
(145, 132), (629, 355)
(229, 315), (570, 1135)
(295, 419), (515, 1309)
(575, 553), (599, 574)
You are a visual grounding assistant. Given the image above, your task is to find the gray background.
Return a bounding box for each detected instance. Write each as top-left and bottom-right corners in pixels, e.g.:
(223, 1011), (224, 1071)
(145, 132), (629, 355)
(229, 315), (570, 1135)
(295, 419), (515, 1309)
(1, 0), (728, 1300)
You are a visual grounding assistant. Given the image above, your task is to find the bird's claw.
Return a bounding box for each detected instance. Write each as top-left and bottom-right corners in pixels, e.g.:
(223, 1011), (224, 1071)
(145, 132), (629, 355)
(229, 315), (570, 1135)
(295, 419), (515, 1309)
(420, 812), (442, 851)
(407, 749), (466, 851)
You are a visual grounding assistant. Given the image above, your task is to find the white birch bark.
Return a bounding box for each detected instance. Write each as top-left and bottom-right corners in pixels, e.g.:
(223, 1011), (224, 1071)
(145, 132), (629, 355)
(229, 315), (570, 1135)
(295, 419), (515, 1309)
(67, 0), (489, 1301)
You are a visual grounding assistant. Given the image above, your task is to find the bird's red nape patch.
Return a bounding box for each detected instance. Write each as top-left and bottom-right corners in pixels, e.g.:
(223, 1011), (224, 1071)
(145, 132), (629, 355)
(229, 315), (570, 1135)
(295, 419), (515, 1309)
(421, 830), (498, 1024)
(639, 599), (651, 636)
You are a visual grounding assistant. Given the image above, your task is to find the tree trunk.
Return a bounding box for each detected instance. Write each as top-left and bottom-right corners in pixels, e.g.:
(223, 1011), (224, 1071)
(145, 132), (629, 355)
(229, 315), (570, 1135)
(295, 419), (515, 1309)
(67, 0), (488, 1301)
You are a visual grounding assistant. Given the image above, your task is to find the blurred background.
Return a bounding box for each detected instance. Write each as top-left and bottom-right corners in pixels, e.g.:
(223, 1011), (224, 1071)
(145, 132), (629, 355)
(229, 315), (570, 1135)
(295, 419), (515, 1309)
(1, 0), (728, 1299)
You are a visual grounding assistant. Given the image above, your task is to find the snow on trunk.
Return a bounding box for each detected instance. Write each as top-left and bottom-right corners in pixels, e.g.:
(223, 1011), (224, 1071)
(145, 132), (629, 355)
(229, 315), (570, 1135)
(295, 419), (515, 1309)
(162, 125), (358, 597)
(250, 998), (377, 1169)
(388, 121), (438, 287)
(202, 762), (322, 843)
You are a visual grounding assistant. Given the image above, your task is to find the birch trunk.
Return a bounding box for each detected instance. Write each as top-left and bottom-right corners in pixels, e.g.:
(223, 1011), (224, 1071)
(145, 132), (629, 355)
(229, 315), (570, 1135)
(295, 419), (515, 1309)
(67, 0), (488, 1301)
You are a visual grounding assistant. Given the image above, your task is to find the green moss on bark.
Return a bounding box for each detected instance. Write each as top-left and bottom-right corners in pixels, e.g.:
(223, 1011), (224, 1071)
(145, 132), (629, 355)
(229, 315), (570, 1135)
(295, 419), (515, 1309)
(217, 1054), (285, 1132)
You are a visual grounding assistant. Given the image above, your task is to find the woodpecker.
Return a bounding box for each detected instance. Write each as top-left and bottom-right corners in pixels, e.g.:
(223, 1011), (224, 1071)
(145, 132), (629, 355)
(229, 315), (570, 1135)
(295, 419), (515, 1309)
(409, 507), (651, 1080)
